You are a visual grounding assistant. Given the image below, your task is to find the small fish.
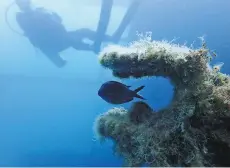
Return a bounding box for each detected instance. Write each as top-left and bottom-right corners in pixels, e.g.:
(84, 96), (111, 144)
(213, 62), (224, 73)
(98, 81), (146, 104)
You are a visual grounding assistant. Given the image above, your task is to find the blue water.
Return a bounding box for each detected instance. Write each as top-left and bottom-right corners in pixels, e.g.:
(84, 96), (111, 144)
(0, 0), (230, 166)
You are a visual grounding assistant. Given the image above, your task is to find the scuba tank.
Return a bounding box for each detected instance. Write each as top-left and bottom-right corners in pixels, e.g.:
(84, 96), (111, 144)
(5, 0), (63, 36)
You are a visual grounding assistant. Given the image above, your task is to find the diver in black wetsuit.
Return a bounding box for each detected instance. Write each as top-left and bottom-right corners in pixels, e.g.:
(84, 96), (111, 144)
(14, 0), (114, 67)
(12, 0), (140, 67)
(93, 0), (141, 53)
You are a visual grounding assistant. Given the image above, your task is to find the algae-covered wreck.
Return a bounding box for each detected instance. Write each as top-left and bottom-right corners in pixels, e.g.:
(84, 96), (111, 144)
(94, 34), (230, 167)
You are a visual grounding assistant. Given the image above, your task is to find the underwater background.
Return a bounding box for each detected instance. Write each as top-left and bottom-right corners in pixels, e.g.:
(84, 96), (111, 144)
(0, 0), (230, 166)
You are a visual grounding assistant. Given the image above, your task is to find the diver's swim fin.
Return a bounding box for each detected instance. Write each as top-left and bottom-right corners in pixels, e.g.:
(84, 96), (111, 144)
(112, 0), (141, 43)
(93, 0), (114, 53)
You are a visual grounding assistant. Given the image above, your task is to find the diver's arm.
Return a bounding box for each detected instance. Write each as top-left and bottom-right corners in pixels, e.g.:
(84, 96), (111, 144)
(40, 49), (66, 68)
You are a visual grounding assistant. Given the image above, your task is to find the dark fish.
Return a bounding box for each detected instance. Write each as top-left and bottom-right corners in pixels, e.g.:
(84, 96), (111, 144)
(98, 81), (146, 104)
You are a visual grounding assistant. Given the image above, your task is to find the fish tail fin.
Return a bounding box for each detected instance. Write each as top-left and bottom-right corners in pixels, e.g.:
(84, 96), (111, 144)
(134, 86), (146, 100)
(134, 86), (145, 93)
(135, 94), (146, 100)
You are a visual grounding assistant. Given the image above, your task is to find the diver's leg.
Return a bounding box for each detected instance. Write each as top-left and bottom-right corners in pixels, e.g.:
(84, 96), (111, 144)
(69, 28), (113, 53)
(68, 28), (95, 41)
(70, 28), (113, 42)
(41, 49), (66, 68)
(93, 0), (114, 53)
(112, 0), (141, 43)
(71, 41), (92, 51)
(67, 30), (92, 51)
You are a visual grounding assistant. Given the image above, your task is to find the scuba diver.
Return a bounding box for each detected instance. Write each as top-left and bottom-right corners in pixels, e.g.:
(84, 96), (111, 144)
(6, 0), (141, 67)
(6, 0), (115, 67)
(93, 0), (141, 53)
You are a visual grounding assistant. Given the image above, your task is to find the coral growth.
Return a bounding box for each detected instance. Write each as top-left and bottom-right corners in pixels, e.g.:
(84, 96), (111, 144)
(94, 33), (230, 167)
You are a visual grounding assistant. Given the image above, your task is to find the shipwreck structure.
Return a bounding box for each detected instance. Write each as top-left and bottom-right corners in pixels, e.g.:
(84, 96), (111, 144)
(94, 34), (230, 167)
